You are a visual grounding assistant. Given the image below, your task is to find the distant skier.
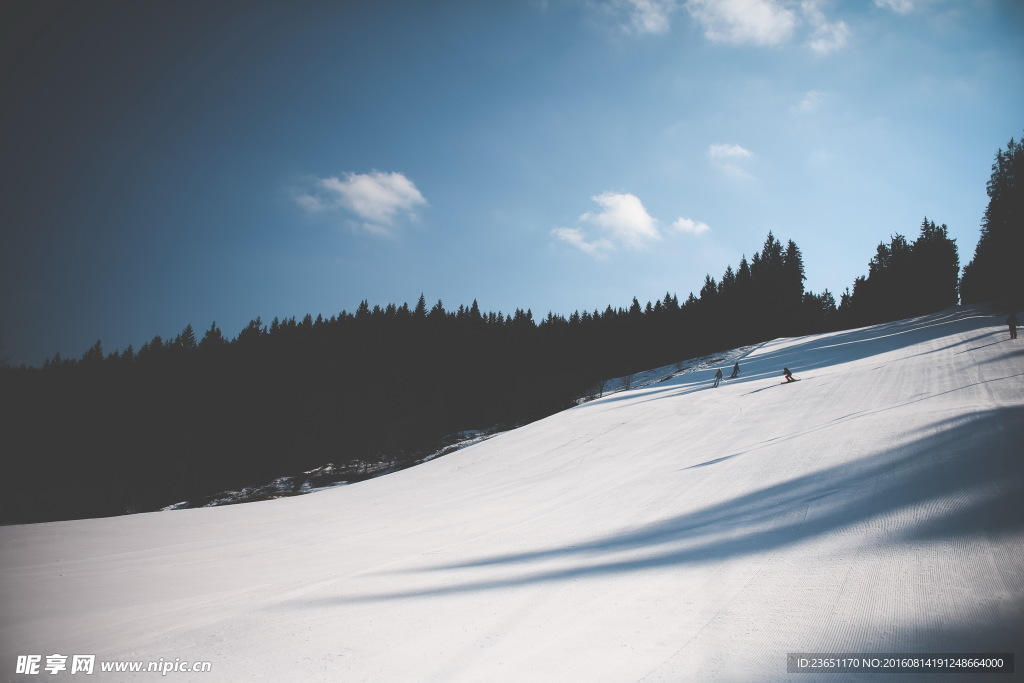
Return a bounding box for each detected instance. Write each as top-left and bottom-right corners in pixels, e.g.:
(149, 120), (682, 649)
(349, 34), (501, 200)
(730, 363), (740, 378)
(713, 368), (723, 388)
(783, 367), (797, 383)
(1008, 311), (1019, 340)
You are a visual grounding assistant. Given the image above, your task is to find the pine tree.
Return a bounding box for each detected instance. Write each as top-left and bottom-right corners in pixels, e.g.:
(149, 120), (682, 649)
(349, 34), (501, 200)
(120, 345), (136, 363)
(961, 136), (1024, 307)
(81, 340), (104, 365)
(200, 322), (226, 350)
(413, 294), (428, 318)
(429, 299), (447, 321)
(782, 240), (807, 327)
(629, 297), (643, 320)
(699, 275), (718, 303)
(911, 218), (959, 313)
(236, 318), (265, 347)
(750, 233), (785, 336)
(138, 335), (165, 360)
(175, 324), (198, 351)
(719, 265), (737, 297)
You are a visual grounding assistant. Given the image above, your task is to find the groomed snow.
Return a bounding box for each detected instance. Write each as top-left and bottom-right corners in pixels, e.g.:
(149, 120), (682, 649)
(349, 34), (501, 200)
(2, 306), (1022, 681)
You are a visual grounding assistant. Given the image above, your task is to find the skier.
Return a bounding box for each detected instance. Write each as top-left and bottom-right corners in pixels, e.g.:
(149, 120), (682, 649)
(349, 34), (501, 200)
(730, 362), (740, 378)
(713, 368), (723, 388)
(783, 367), (797, 382)
(1008, 311), (1018, 340)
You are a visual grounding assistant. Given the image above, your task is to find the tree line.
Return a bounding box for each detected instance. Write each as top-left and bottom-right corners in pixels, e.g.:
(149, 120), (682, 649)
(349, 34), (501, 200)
(3, 132), (1018, 524)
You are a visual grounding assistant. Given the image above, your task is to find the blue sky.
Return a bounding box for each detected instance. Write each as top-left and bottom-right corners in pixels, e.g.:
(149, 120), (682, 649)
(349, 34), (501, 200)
(1, 0), (1021, 367)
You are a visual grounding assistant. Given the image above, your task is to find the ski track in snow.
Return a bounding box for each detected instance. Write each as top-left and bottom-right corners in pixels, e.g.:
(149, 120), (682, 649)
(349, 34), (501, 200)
(2, 306), (1023, 681)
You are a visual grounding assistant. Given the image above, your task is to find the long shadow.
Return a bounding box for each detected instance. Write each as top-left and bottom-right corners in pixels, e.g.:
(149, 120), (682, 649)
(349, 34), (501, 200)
(956, 338), (1009, 354)
(305, 406), (1024, 604)
(684, 454), (740, 469)
(899, 330), (999, 361)
(982, 347), (1024, 366)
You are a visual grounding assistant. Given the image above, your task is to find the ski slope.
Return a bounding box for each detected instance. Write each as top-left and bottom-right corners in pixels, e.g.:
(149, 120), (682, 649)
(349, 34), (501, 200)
(2, 307), (1023, 681)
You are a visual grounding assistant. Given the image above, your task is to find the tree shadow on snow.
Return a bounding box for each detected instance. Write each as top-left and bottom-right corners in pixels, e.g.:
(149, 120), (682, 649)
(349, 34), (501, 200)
(312, 406), (1024, 608)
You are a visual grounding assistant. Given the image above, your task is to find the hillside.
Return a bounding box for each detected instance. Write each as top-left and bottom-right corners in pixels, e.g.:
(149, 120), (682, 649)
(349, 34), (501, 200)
(2, 305), (1022, 681)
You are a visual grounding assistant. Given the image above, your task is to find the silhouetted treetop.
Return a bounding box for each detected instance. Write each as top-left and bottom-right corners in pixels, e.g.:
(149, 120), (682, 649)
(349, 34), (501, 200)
(961, 135), (1023, 307)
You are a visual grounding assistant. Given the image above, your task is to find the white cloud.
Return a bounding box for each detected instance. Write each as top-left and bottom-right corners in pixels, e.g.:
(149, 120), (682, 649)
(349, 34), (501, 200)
(679, 0), (850, 53)
(294, 171), (427, 236)
(553, 191), (708, 257)
(708, 143), (755, 178)
(552, 191), (659, 255)
(579, 191), (661, 248)
(620, 0), (676, 34)
(672, 217), (711, 235)
(685, 0), (798, 46)
(801, 0), (850, 54)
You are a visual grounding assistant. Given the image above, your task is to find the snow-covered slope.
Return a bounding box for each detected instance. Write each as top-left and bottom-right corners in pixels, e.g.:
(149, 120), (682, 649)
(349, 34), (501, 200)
(2, 307), (1022, 681)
